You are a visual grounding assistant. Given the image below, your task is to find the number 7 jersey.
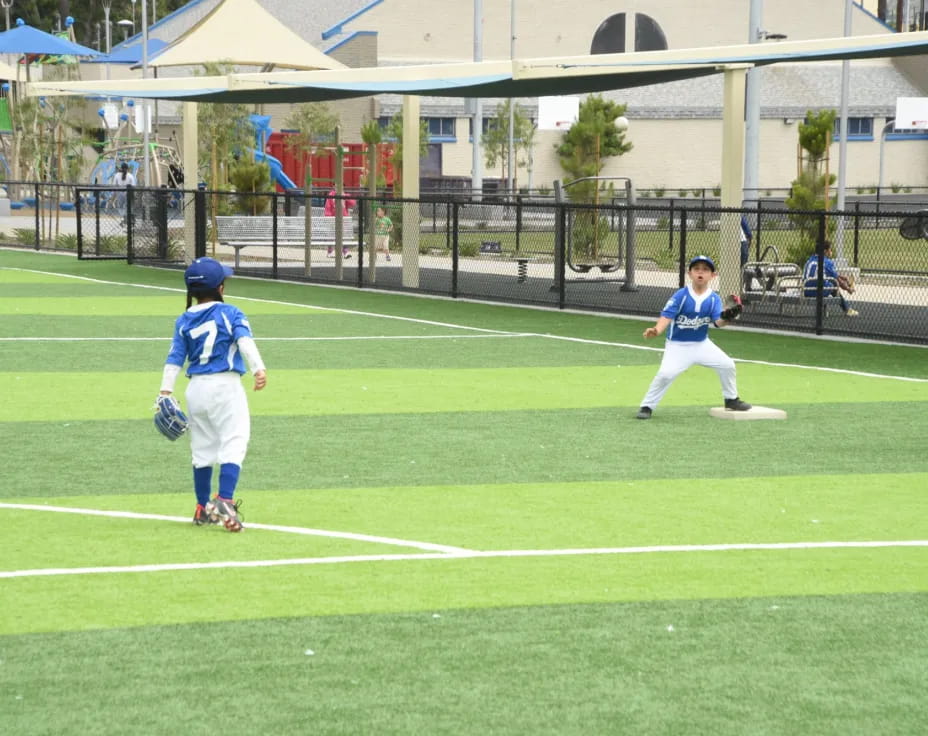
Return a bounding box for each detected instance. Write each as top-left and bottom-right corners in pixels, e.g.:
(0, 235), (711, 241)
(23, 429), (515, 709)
(166, 302), (254, 376)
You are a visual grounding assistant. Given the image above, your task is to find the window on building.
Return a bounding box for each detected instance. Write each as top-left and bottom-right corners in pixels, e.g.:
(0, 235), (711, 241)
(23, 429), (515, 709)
(467, 118), (497, 138)
(378, 116), (397, 141)
(888, 120), (928, 139)
(424, 117), (456, 140)
(833, 117), (873, 140)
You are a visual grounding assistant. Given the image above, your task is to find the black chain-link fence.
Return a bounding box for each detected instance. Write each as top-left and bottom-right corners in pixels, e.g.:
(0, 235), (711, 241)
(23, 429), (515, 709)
(3, 182), (926, 344)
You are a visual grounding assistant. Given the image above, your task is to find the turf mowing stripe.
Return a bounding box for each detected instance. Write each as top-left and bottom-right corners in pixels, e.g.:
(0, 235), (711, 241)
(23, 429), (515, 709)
(4, 540), (926, 579)
(0, 334), (532, 342)
(0, 503), (471, 554)
(3, 265), (926, 383)
(3, 365), (924, 421)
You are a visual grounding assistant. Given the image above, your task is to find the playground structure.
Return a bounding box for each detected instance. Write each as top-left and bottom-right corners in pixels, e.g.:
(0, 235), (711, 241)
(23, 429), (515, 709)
(90, 100), (184, 189)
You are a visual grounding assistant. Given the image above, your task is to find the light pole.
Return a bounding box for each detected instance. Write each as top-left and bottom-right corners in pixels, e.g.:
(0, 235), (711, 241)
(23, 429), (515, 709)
(592, 115), (629, 259)
(878, 118), (895, 195)
(1, 0), (12, 31)
(506, 0), (516, 195)
(117, 19), (134, 42)
(835, 0), (853, 263)
(141, 0), (151, 188)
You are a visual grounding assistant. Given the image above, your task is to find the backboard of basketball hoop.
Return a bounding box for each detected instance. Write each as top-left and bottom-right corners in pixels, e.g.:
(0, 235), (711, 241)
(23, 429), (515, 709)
(538, 96), (580, 131)
(895, 97), (928, 130)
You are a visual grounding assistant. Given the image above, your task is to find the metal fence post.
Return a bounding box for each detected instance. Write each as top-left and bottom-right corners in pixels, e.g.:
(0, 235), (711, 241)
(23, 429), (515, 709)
(271, 193), (279, 279)
(33, 183), (40, 250)
(125, 186), (134, 263)
(853, 201), (861, 266)
(194, 184), (207, 259)
(76, 188), (84, 259)
(452, 201), (459, 298)
(814, 215), (826, 335)
(357, 199), (365, 288)
(678, 208), (688, 287)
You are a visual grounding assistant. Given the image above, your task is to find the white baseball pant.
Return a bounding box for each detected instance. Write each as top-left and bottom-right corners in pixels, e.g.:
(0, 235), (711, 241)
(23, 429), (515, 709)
(185, 372), (251, 468)
(640, 338), (738, 409)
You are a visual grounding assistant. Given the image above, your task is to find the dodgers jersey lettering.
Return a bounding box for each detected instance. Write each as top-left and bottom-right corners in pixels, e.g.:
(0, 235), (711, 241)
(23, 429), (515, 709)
(659, 287), (723, 342)
(166, 302), (253, 376)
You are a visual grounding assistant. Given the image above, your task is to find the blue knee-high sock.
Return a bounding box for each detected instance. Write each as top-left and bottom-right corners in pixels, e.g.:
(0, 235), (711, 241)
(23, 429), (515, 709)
(218, 463), (241, 500)
(193, 466), (212, 507)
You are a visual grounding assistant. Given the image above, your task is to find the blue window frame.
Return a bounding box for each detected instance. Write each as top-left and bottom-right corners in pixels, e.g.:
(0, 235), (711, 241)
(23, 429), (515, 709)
(467, 117), (497, 139)
(425, 118), (455, 141)
(887, 120), (928, 140)
(378, 116), (397, 141)
(424, 117), (456, 141)
(833, 117), (873, 141)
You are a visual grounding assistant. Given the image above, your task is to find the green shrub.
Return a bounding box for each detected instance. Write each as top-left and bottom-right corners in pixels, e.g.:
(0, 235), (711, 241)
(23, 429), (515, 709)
(229, 160), (272, 215)
(458, 241), (480, 257)
(712, 185), (721, 197)
(677, 189), (688, 198)
(55, 233), (78, 251)
(890, 182), (902, 193)
(14, 228), (35, 246)
(656, 216), (670, 230)
(653, 187), (665, 197)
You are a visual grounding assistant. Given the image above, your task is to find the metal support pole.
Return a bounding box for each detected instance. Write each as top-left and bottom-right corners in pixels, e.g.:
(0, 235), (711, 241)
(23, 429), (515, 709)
(744, 0), (762, 202)
(141, 0), (151, 186)
(471, 0), (483, 199)
(507, 0), (516, 195)
(835, 0), (853, 263)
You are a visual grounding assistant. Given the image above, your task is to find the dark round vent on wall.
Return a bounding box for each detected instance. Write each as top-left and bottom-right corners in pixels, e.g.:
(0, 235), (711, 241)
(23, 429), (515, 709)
(591, 12), (668, 54)
(591, 13), (626, 54)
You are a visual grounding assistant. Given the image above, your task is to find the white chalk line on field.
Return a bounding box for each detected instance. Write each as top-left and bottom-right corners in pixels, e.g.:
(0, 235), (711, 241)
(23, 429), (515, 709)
(2, 539), (926, 579)
(0, 503), (471, 555)
(2, 266), (926, 383)
(1, 502), (926, 580)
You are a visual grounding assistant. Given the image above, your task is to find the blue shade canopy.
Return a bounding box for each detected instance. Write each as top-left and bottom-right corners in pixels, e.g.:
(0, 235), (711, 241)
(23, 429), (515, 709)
(87, 39), (168, 65)
(0, 24), (100, 56)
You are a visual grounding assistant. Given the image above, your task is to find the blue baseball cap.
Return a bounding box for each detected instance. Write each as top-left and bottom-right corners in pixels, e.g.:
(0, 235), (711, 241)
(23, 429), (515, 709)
(688, 255), (716, 272)
(184, 257), (233, 290)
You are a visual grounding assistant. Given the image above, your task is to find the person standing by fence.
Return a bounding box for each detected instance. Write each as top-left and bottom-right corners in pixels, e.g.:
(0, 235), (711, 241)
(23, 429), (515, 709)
(325, 189), (356, 259)
(374, 206), (393, 261)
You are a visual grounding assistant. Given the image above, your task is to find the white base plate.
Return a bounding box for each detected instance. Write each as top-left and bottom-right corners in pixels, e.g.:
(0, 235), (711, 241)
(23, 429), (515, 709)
(709, 406), (787, 420)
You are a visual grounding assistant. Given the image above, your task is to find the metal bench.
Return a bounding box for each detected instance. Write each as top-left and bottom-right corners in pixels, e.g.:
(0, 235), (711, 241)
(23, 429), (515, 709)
(215, 215), (354, 267)
(771, 272), (845, 315)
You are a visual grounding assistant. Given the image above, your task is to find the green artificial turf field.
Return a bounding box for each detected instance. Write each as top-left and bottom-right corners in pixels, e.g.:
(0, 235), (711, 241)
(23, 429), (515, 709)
(1, 249), (925, 735)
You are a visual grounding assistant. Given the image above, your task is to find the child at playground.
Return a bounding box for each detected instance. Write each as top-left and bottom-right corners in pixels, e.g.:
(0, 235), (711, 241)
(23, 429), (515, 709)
(324, 189), (357, 258)
(636, 255), (751, 420)
(112, 162), (136, 220)
(375, 206), (393, 261)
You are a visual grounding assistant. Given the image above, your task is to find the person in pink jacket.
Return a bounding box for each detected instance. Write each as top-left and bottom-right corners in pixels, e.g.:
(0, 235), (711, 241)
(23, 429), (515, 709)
(324, 189), (356, 258)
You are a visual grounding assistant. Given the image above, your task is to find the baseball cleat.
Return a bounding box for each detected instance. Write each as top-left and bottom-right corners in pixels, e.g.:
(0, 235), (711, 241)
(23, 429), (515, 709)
(205, 496), (244, 532)
(636, 406), (652, 420)
(724, 397), (752, 411)
(192, 504), (218, 526)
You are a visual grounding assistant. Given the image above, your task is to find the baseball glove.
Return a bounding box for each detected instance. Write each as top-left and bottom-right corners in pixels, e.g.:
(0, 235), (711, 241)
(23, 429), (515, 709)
(720, 293), (743, 321)
(153, 395), (188, 441)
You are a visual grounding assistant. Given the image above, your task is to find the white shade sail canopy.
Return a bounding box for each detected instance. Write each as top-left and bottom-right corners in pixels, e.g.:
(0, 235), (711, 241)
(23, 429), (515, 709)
(27, 31), (928, 104)
(148, 0), (346, 71)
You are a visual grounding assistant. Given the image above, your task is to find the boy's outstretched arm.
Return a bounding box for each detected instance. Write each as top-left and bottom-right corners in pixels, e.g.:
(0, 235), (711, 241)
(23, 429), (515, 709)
(643, 316), (672, 339)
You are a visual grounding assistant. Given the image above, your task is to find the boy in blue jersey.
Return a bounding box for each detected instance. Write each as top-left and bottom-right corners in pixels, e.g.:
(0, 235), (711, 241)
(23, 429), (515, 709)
(159, 258), (267, 530)
(802, 241), (858, 317)
(636, 255), (750, 419)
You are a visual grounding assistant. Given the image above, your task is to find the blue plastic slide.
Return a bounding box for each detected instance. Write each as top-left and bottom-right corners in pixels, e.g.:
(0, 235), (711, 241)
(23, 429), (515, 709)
(254, 149), (297, 191)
